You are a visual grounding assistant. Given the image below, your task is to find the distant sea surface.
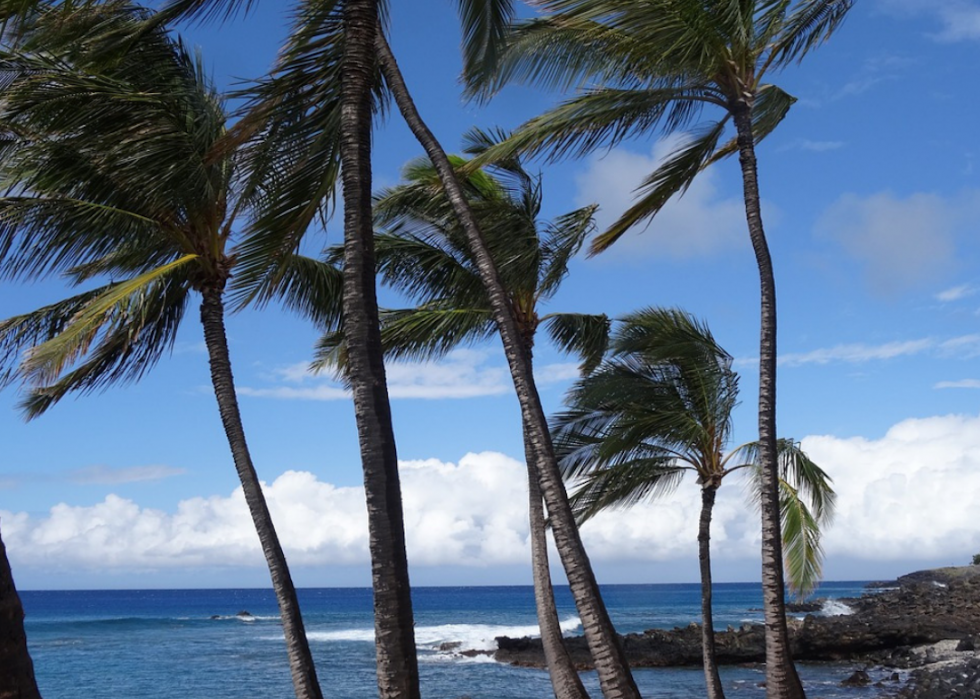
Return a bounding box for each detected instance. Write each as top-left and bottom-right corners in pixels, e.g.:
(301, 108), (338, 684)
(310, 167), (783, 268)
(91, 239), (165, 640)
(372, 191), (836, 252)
(22, 582), (898, 698)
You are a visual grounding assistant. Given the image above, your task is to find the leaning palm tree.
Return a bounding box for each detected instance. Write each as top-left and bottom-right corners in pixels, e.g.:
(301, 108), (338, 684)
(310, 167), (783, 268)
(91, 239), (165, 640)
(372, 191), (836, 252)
(317, 131), (607, 699)
(0, 6), (326, 698)
(464, 3), (854, 696)
(552, 307), (835, 699)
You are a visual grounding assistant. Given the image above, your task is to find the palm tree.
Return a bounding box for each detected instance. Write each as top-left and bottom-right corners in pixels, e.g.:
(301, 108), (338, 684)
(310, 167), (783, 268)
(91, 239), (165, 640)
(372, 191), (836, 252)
(374, 33), (642, 699)
(0, 525), (41, 699)
(551, 307), (835, 699)
(317, 132), (606, 699)
(464, 3), (854, 696)
(0, 6), (326, 698)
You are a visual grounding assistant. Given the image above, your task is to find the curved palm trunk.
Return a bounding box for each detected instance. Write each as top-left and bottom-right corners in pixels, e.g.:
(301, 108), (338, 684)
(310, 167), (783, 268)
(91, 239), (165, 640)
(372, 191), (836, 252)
(697, 484), (725, 699)
(199, 287), (322, 699)
(0, 526), (41, 699)
(376, 33), (640, 699)
(732, 104), (805, 699)
(524, 439), (591, 699)
(340, 5), (420, 699)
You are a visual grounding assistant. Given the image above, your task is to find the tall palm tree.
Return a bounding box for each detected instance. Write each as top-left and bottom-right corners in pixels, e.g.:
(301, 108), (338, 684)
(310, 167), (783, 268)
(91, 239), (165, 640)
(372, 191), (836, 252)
(0, 6), (325, 698)
(317, 133), (606, 699)
(552, 307), (835, 699)
(464, 3), (853, 696)
(374, 32), (641, 699)
(0, 526), (41, 699)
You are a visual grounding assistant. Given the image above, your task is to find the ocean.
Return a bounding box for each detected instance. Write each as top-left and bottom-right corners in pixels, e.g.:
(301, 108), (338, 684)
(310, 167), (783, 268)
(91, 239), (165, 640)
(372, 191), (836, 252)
(21, 582), (899, 699)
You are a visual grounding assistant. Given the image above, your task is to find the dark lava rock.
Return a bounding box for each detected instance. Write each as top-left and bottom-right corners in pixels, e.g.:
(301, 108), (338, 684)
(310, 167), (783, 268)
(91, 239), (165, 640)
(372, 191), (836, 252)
(494, 566), (980, 670)
(236, 610), (252, 617)
(841, 670), (872, 687)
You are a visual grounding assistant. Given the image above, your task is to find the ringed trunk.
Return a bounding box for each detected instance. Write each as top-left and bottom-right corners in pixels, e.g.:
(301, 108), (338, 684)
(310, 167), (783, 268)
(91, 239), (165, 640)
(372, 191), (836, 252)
(521, 346), (590, 699)
(698, 484), (725, 699)
(732, 103), (806, 699)
(199, 287), (323, 699)
(340, 4), (421, 699)
(0, 525), (41, 699)
(375, 32), (640, 699)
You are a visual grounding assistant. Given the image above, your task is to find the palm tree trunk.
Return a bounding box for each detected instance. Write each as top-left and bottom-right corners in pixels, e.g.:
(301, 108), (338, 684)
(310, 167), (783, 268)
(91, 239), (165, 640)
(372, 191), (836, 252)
(340, 5), (420, 699)
(0, 525), (41, 699)
(199, 287), (323, 699)
(524, 439), (591, 699)
(697, 484), (725, 699)
(375, 32), (640, 699)
(732, 103), (805, 699)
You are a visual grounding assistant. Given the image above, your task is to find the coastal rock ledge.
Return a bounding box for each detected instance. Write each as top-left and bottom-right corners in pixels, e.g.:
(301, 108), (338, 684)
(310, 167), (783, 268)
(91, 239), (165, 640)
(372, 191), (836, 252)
(493, 567), (980, 696)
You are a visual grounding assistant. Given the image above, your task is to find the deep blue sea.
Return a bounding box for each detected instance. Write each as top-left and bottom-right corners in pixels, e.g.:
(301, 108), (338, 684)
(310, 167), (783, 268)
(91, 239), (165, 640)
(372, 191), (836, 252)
(21, 582), (899, 699)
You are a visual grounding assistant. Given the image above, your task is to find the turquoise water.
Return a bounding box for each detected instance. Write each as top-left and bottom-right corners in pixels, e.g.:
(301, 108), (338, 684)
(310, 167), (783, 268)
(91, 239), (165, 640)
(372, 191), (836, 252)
(21, 583), (898, 698)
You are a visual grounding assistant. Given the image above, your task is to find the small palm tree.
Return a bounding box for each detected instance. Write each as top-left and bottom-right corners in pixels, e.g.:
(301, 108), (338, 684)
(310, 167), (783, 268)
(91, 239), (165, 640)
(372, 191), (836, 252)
(465, 3), (854, 696)
(318, 130), (607, 699)
(0, 6), (326, 698)
(552, 307), (835, 699)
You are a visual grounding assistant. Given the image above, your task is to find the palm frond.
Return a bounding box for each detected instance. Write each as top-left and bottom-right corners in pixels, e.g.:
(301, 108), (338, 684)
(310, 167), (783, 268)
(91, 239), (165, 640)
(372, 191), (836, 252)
(765, 0), (854, 70)
(567, 459), (686, 524)
(376, 305), (496, 363)
(542, 312), (609, 374)
(454, 0), (516, 93)
(591, 119), (728, 254)
(778, 478), (823, 599)
(234, 252), (344, 329)
(19, 255), (197, 386)
(538, 203), (596, 297)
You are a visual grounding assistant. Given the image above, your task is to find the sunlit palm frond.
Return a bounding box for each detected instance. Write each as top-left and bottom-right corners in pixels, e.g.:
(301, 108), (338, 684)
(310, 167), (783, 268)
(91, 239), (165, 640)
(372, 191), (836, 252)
(778, 478), (823, 598)
(19, 255), (198, 387)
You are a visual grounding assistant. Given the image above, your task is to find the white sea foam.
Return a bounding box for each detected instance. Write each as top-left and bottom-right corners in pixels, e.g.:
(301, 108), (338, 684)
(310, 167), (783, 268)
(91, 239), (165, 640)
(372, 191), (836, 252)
(303, 616), (583, 654)
(818, 599), (854, 616)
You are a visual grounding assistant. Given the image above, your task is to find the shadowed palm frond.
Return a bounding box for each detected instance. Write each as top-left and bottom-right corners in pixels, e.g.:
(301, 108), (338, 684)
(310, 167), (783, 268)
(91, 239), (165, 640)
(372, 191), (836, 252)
(538, 203), (596, 297)
(765, 0), (853, 69)
(454, 0), (516, 93)
(591, 119), (727, 254)
(542, 313), (610, 374)
(567, 458), (686, 523)
(236, 253), (344, 329)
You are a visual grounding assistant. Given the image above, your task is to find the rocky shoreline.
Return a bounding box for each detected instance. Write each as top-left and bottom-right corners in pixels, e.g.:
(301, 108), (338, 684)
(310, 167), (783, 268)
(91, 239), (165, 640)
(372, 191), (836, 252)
(489, 566), (980, 697)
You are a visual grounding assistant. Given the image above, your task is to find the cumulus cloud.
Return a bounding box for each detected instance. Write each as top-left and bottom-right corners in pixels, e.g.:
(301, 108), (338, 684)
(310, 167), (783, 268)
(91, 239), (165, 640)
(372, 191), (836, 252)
(9, 413), (980, 579)
(573, 136), (748, 259)
(815, 190), (980, 293)
(878, 0), (980, 42)
(240, 350), (580, 401)
(804, 413), (980, 560)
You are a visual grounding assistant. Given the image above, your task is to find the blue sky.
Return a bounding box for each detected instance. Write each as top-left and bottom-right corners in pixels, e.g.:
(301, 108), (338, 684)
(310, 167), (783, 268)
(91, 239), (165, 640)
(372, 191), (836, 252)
(3, 0), (980, 590)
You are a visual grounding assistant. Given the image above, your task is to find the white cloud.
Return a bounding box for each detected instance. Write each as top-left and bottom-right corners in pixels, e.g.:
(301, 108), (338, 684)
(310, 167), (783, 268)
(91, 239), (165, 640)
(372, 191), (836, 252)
(779, 139), (845, 153)
(804, 413), (980, 560)
(778, 338), (935, 367)
(241, 350), (579, 401)
(9, 413), (980, 577)
(936, 283), (978, 302)
(935, 379), (980, 389)
(68, 465), (187, 485)
(815, 190), (980, 293)
(573, 136), (748, 259)
(878, 0), (980, 42)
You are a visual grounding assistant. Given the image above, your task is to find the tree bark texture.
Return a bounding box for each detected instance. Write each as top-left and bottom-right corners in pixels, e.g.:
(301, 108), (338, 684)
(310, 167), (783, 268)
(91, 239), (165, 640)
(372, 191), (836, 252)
(340, 5), (421, 699)
(698, 484), (725, 699)
(375, 31), (640, 699)
(0, 525), (41, 699)
(732, 103), (806, 699)
(524, 429), (591, 699)
(199, 288), (323, 699)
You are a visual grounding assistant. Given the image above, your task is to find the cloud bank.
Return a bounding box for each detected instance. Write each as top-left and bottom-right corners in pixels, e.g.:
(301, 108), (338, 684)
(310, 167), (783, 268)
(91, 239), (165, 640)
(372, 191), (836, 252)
(7, 413), (980, 583)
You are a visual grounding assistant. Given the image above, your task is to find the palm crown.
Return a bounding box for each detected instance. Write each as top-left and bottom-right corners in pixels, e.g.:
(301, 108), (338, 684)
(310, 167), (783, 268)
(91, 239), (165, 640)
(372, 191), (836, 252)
(552, 306), (835, 596)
